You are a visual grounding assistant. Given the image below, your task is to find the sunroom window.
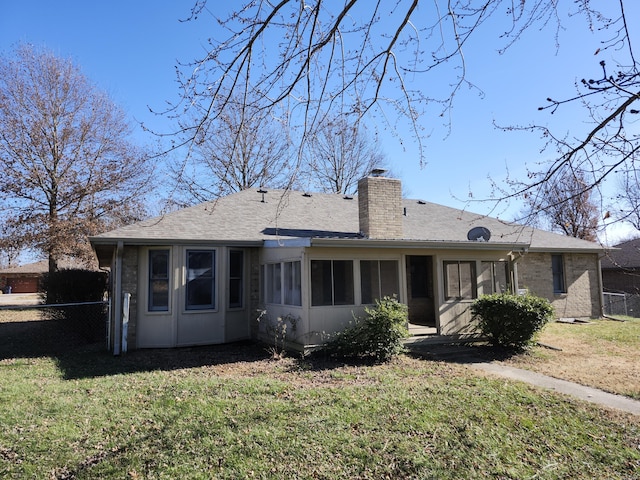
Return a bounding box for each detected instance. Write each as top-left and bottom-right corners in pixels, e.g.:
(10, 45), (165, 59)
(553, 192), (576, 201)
(360, 260), (399, 304)
(444, 260), (477, 300)
(311, 260), (354, 306)
(186, 250), (215, 310)
(148, 249), (170, 311)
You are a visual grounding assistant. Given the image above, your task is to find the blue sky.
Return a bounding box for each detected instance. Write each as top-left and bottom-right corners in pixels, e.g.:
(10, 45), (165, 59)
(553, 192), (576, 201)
(1, 1), (637, 244)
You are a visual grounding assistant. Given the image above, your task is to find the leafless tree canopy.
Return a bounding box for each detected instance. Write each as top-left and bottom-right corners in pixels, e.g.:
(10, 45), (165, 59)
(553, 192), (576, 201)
(169, 0), (637, 236)
(0, 44), (153, 271)
(522, 167), (599, 241)
(170, 94), (293, 205)
(302, 118), (387, 195)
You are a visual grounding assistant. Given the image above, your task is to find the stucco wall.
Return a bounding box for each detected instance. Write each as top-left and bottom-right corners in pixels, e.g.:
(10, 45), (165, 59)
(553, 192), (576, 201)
(517, 252), (601, 319)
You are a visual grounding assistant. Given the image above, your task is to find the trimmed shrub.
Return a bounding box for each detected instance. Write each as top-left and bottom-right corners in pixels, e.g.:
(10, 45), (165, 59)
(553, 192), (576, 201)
(471, 293), (554, 349)
(325, 296), (409, 362)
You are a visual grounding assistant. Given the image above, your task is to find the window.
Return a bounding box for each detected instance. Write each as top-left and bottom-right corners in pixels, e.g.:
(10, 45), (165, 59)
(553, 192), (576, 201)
(480, 261), (509, 294)
(360, 260), (399, 304)
(284, 261), (302, 306)
(311, 260), (354, 306)
(149, 249), (170, 311)
(444, 261), (477, 300)
(229, 250), (244, 308)
(552, 254), (566, 293)
(266, 263), (282, 304)
(186, 250), (215, 310)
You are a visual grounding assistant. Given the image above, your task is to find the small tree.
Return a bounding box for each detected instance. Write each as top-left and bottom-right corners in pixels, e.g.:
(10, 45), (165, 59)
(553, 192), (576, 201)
(471, 293), (554, 349)
(325, 296), (409, 362)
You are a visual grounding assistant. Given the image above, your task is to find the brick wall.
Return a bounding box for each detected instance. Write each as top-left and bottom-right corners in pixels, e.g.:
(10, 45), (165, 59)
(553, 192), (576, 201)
(247, 247), (261, 338)
(122, 246), (139, 349)
(357, 176), (403, 239)
(518, 252), (601, 319)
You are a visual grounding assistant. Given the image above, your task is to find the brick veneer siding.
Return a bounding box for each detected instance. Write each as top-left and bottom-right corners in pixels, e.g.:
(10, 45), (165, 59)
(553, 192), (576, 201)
(357, 176), (403, 239)
(248, 247), (261, 338)
(517, 252), (601, 319)
(122, 246), (139, 349)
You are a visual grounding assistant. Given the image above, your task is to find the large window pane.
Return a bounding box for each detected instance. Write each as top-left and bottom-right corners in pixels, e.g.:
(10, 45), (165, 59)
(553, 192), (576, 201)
(267, 263), (282, 304)
(311, 260), (332, 306)
(229, 250), (243, 308)
(186, 250), (215, 310)
(444, 261), (477, 300)
(379, 260), (399, 298)
(333, 260), (354, 305)
(480, 261), (509, 294)
(311, 260), (354, 306)
(360, 260), (377, 304)
(284, 261), (302, 306)
(149, 250), (169, 311)
(361, 260), (399, 304)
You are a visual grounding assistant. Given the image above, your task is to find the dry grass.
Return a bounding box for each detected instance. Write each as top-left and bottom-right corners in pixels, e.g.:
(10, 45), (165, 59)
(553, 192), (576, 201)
(501, 317), (640, 399)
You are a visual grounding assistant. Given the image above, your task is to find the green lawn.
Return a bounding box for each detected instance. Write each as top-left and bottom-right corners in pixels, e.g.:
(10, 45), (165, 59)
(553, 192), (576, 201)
(1, 336), (639, 479)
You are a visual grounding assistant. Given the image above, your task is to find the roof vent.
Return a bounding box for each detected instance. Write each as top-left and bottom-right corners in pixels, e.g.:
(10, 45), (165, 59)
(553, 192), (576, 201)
(467, 226), (491, 242)
(343, 195), (353, 200)
(302, 192), (312, 197)
(257, 189), (268, 203)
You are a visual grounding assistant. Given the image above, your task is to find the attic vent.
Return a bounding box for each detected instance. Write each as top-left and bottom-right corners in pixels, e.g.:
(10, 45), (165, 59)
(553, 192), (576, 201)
(302, 192), (312, 197)
(257, 189), (268, 203)
(417, 200), (426, 205)
(343, 195), (353, 200)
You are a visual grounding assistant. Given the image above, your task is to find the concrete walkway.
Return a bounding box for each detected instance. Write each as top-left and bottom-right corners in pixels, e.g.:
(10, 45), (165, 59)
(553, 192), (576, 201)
(407, 343), (640, 416)
(472, 361), (640, 416)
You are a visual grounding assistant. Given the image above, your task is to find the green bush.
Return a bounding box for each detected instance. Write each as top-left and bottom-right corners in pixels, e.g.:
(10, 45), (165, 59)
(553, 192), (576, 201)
(325, 296), (409, 362)
(471, 293), (554, 349)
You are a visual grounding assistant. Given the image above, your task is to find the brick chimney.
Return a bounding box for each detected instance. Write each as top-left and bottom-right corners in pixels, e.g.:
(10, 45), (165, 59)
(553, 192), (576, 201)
(358, 175), (403, 239)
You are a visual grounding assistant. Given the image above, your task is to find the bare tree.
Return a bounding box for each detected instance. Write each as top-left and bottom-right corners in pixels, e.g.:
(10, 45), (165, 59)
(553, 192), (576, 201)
(522, 167), (599, 241)
(0, 44), (152, 272)
(170, 94), (293, 205)
(302, 117), (387, 195)
(167, 1), (637, 233)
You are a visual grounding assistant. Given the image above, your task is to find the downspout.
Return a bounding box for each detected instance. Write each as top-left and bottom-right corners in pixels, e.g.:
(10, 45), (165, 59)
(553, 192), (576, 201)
(113, 241), (124, 355)
(597, 254), (605, 318)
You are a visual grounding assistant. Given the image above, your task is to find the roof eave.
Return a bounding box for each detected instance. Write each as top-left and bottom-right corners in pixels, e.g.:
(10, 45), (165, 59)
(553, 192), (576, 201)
(308, 238), (530, 250)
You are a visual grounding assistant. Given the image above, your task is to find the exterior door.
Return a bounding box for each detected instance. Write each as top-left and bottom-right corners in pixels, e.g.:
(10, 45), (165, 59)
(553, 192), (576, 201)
(406, 255), (435, 326)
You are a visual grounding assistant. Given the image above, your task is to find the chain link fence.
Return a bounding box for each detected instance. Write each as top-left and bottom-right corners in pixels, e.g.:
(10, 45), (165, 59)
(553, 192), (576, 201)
(603, 292), (640, 318)
(0, 298), (109, 351)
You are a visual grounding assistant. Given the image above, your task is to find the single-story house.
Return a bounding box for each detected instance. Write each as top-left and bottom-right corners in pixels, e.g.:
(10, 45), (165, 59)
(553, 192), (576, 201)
(90, 175), (604, 354)
(0, 257), (95, 294)
(601, 237), (640, 294)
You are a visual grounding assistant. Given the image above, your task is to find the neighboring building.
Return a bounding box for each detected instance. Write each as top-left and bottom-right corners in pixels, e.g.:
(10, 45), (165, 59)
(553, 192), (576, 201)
(0, 257), (97, 294)
(90, 176), (604, 354)
(601, 238), (640, 294)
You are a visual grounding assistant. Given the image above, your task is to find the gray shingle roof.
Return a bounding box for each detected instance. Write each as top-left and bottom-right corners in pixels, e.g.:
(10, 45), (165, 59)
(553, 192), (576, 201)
(90, 188), (602, 252)
(601, 238), (640, 269)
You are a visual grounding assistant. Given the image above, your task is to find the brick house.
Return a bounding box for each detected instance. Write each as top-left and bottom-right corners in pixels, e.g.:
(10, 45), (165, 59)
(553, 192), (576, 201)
(90, 175), (604, 354)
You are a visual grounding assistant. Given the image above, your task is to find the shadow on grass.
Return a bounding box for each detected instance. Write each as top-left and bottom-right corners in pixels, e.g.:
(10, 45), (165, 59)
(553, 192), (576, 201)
(0, 314), (276, 380)
(1, 314), (521, 381)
